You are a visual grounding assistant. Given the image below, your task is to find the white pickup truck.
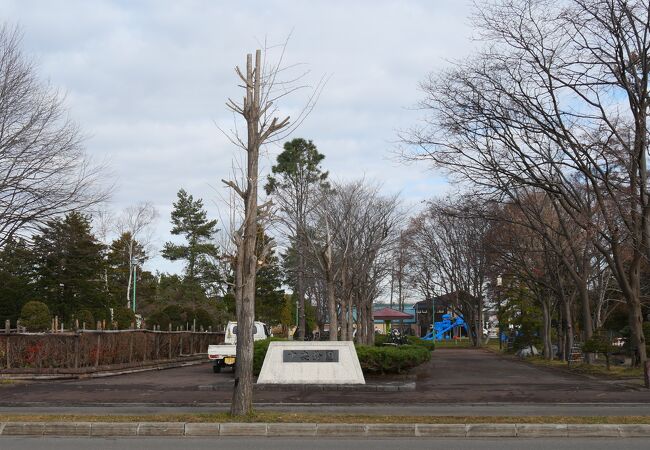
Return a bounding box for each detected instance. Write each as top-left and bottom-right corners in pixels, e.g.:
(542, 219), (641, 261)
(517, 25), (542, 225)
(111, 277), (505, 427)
(208, 321), (271, 373)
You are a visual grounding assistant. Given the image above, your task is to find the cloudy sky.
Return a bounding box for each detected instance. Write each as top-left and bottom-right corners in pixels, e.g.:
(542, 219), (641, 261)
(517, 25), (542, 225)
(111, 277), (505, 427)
(3, 0), (475, 273)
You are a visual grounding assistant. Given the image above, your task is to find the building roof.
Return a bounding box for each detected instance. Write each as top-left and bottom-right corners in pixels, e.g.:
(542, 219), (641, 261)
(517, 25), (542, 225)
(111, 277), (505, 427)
(373, 307), (414, 320)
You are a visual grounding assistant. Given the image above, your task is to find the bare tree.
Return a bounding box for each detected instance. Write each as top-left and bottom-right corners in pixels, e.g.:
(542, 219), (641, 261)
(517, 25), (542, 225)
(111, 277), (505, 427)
(221, 42), (323, 415)
(406, 197), (491, 346)
(0, 24), (106, 247)
(303, 181), (400, 343)
(402, 0), (650, 376)
(116, 202), (158, 309)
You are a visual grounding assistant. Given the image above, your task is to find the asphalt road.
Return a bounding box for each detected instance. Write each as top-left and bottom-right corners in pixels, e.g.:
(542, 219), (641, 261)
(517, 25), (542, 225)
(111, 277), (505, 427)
(1, 437), (648, 450)
(1, 348), (648, 406)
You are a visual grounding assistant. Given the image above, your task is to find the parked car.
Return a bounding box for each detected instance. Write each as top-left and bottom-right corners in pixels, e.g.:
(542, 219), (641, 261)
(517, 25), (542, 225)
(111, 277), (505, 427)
(207, 321), (270, 373)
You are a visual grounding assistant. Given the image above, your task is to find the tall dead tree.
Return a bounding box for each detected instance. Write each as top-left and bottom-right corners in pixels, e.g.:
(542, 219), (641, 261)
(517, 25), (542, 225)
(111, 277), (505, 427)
(221, 45), (322, 415)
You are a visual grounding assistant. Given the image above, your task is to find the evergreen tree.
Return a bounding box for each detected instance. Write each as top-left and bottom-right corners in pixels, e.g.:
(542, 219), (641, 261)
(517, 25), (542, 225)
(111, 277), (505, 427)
(265, 138), (328, 339)
(161, 189), (221, 299)
(0, 238), (35, 324)
(32, 212), (108, 321)
(254, 231), (285, 325)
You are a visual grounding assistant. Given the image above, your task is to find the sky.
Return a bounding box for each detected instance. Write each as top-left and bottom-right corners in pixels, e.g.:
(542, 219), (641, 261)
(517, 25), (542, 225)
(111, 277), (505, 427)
(3, 0), (475, 274)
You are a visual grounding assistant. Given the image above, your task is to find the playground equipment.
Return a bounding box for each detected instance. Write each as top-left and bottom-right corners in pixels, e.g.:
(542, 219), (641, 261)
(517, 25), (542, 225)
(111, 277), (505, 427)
(422, 314), (468, 341)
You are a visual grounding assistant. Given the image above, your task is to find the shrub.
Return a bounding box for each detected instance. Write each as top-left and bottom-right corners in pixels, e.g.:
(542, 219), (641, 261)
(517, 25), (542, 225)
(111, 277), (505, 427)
(113, 307), (136, 330)
(253, 337), (286, 375)
(374, 334), (389, 346)
(20, 301), (51, 332)
(406, 335), (436, 351)
(355, 344), (431, 374)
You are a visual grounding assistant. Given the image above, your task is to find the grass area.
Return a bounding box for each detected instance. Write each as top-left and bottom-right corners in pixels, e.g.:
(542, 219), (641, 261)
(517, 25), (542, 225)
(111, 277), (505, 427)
(526, 357), (644, 379)
(483, 343), (644, 380)
(0, 379), (16, 385)
(430, 338), (474, 348)
(0, 413), (648, 424)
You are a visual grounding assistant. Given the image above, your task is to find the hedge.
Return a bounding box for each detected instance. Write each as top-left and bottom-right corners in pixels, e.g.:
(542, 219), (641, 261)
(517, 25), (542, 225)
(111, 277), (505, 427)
(356, 344), (431, 374)
(253, 338), (286, 375)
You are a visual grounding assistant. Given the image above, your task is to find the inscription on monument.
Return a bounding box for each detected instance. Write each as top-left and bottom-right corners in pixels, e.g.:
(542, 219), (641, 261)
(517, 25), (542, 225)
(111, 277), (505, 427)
(282, 349), (339, 363)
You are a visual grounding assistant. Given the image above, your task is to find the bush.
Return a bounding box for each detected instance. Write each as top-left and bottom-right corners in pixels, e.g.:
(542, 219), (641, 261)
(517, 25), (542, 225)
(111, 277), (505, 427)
(355, 344), (431, 374)
(374, 334), (388, 346)
(406, 335), (436, 351)
(20, 301), (51, 332)
(113, 307), (136, 330)
(253, 337), (286, 375)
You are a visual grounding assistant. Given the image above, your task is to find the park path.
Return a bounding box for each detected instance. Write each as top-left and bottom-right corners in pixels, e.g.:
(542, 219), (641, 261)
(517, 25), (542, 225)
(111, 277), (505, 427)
(0, 348), (648, 406)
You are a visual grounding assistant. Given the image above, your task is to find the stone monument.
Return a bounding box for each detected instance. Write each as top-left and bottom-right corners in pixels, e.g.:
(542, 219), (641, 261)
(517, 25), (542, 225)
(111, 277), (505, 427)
(257, 341), (365, 384)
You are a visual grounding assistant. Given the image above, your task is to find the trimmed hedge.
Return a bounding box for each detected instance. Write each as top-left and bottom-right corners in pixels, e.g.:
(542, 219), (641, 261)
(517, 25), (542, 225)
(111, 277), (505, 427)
(356, 344), (430, 374)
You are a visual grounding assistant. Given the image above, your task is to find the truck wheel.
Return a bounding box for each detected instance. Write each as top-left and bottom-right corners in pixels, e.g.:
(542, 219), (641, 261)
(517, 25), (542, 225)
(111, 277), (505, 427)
(213, 364), (221, 373)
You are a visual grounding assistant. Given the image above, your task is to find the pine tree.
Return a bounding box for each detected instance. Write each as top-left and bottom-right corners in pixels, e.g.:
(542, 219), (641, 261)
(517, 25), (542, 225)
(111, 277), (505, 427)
(0, 238), (35, 324)
(32, 212), (108, 321)
(162, 189), (221, 304)
(265, 138), (328, 339)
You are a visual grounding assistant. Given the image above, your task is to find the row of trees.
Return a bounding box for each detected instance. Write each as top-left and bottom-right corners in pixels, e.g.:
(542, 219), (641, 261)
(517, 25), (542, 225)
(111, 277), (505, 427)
(401, 0), (650, 378)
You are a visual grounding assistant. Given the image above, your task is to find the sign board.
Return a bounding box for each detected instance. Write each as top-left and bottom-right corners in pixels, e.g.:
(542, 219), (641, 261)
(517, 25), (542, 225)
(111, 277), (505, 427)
(283, 349), (339, 363)
(257, 341), (365, 385)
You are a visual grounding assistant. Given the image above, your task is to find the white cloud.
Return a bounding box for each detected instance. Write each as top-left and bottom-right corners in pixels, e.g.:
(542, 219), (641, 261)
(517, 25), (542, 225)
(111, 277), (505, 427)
(3, 0), (474, 273)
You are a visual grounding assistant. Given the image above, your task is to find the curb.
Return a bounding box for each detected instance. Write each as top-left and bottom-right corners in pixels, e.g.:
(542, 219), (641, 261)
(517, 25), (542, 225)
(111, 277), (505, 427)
(1, 422), (649, 438)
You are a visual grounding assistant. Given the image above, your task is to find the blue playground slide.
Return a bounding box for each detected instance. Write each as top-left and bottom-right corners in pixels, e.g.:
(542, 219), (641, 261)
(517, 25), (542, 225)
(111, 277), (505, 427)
(422, 313), (468, 341)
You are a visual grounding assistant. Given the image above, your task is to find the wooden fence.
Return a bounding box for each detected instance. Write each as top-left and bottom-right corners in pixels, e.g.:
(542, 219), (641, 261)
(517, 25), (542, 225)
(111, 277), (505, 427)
(0, 330), (224, 374)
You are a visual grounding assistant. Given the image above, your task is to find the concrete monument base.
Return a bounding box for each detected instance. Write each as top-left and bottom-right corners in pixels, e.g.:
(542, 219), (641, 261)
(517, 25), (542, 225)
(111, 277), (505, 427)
(257, 341), (365, 385)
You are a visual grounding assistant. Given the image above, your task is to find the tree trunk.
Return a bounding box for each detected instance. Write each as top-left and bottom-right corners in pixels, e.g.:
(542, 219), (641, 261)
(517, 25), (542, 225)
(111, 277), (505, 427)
(578, 282), (593, 363)
(564, 297), (574, 366)
(541, 300), (552, 360)
(231, 50), (261, 417)
(323, 222), (338, 342)
(339, 298), (348, 341)
(297, 232), (306, 340)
